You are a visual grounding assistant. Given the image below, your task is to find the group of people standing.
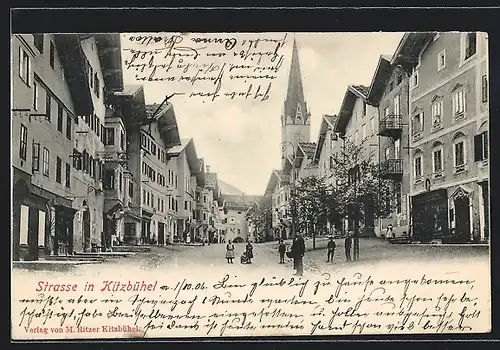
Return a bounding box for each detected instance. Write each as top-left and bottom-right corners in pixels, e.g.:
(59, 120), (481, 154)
(278, 234), (355, 276)
(225, 240), (254, 264)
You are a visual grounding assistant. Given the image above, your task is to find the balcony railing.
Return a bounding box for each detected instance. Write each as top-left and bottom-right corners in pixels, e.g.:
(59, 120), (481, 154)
(378, 115), (403, 139)
(378, 158), (403, 180)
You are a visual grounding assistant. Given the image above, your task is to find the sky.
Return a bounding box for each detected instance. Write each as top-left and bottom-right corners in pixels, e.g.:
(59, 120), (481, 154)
(121, 32), (404, 195)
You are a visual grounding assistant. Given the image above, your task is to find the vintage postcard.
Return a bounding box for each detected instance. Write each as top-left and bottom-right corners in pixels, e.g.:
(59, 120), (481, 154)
(11, 31), (490, 339)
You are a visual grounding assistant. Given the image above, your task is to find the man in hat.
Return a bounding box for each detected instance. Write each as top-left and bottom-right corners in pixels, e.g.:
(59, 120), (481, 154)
(291, 233), (305, 276)
(326, 236), (336, 262)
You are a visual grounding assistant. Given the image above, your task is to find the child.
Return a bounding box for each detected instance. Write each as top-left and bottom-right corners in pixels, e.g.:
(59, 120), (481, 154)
(278, 239), (286, 264)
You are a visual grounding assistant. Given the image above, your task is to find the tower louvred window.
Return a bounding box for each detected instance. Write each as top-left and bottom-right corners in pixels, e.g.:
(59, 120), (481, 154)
(296, 104), (303, 120)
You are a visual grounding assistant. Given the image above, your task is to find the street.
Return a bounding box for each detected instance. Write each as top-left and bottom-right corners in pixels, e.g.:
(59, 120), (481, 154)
(13, 238), (489, 281)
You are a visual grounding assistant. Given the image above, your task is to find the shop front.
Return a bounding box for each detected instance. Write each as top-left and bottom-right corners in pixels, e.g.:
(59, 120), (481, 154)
(411, 189), (448, 243)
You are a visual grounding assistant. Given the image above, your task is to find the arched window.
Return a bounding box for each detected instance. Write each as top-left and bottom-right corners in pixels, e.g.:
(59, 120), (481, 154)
(452, 132), (467, 172)
(431, 141), (444, 177)
(413, 149), (423, 181)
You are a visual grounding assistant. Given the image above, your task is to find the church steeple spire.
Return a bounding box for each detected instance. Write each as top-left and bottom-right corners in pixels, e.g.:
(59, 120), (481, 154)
(283, 37), (309, 125)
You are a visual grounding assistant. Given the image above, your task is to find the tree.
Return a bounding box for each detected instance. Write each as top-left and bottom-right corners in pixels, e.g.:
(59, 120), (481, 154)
(293, 175), (331, 250)
(329, 138), (394, 260)
(245, 195), (273, 242)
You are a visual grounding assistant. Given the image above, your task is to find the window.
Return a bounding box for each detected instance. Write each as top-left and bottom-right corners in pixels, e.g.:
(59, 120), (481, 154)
(57, 104), (63, 132)
(474, 131), (488, 162)
(396, 72), (403, 85)
(482, 75), (488, 103)
(385, 147), (391, 161)
(120, 131), (125, 150)
(432, 143), (443, 176)
(42, 148), (50, 176)
(394, 182), (402, 214)
(411, 70), (419, 88)
(94, 73), (100, 97)
(33, 81), (39, 110)
(19, 124), (28, 160)
(129, 182), (134, 198)
(355, 130), (359, 145)
(361, 124), (366, 140)
(383, 107), (389, 118)
(414, 153), (422, 180)
(438, 50), (446, 71)
(142, 189), (146, 204)
(464, 32), (477, 60)
(452, 89), (465, 118)
(104, 169), (115, 189)
(32, 142), (40, 171)
(33, 34), (44, 53)
(49, 41), (55, 69)
(151, 143), (156, 156)
(56, 157), (62, 183)
(65, 163), (71, 188)
(370, 117), (375, 135)
(105, 127), (115, 145)
(66, 114), (72, 140)
(453, 137), (466, 171)
(431, 100), (443, 127)
(45, 94), (51, 122)
(393, 95), (401, 116)
(362, 102), (367, 116)
(412, 112), (424, 135)
(89, 66), (93, 88)
(19, 46), (30, 85)
(394, 139), (401, 160)
(119, 173), (123, 191)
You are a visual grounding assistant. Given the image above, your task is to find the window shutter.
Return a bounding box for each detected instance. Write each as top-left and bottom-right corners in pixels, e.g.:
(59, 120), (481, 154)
(474, 134), (482, 162)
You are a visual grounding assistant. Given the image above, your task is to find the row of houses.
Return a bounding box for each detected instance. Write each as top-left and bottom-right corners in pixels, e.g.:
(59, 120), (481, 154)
(265, 32), (489, 244)
(12, 33), (256, 261)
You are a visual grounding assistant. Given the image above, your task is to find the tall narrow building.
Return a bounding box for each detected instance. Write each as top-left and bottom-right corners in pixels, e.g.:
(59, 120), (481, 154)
(281, 38), (311, 164)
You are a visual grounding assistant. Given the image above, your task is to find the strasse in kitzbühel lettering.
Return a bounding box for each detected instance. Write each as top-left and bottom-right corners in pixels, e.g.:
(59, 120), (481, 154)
(11, 28), (490, 339)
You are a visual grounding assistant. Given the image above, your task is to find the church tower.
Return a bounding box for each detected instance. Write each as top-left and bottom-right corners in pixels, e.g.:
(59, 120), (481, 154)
(281, 37), (311, 164)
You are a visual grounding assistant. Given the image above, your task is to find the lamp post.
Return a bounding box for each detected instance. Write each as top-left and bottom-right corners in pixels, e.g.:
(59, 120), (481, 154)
(281, 141), (297, 239)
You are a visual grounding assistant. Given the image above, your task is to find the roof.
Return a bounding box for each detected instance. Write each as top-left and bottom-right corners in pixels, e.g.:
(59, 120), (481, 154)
(313, 114), (338, 162)
(366, 55), (393, 106)
(335, 85), (370, 134)
(219, 180), (245, 196)
(146, 102), (181, 148)
(264, 169), (283, 195)
(167, 138), (203, 183)
(283, 38), (310, 124)
(391, 32), (436, 68)
(298, 142), (317, 159)
(222, 194), (263, 211)
(93, 34), (124, 93)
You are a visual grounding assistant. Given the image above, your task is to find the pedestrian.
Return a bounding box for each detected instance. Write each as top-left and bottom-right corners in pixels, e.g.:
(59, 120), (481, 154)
(291, 233), (305, 276)
(345, 233), (352, 262)
(278, 239), (286, 264)
(386, 224), (395, 240)
(226, 240), (235, 264)
(326, 236), (336, 262)
(245, 241), (254, 264)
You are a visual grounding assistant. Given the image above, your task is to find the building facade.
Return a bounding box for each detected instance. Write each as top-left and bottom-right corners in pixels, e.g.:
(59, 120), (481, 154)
(334, 85), (380, 235)
(12, 34), (123, 260)
(366, 54), (411, 238)
(395, 32), (489, 243)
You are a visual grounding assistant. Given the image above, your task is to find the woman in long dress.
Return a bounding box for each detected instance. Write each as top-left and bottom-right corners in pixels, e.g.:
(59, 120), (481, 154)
(245, 241), (254, 264)
(226, 240), (235, 264)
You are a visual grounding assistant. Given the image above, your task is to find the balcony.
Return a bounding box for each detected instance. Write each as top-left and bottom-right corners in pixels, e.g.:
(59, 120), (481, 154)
(378, 159), (403, 180)
(378, 115), (403, 139)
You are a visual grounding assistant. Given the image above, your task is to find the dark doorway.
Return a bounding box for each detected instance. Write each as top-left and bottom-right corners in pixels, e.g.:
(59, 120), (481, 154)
(28, 207), (40, 261)
(481, 182), (489, 242)
(158, 222), (165, 246)
(124, 222), (136, 245)
(83, 210), (91, 251)
(454, 196), (471, 242)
